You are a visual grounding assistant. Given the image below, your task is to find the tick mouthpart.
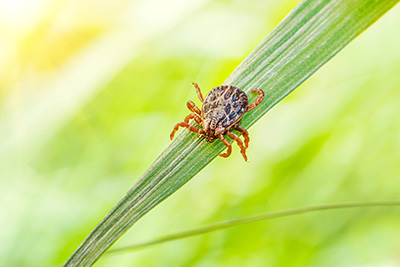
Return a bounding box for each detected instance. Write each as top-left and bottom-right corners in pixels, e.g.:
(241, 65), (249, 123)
(205, 134), (217, 143)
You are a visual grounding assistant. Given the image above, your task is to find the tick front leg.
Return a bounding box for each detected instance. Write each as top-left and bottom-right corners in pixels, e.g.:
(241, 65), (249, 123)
(192, 82), (204, 102)
(187, 100), (201, 115)
(247, 89), (264, 112)
(170, 122), (200, 140)
(218, 134), (232, 158)
(227, 132), (248, 161)
(234, 124), (250, 149)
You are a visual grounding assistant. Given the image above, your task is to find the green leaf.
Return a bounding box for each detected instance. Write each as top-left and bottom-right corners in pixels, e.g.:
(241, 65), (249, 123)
(107, 200), (400, 253)
(63, 0), (399, 266)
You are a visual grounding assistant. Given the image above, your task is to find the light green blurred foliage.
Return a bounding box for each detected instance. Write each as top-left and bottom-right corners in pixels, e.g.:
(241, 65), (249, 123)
(0, 0), (399, 266)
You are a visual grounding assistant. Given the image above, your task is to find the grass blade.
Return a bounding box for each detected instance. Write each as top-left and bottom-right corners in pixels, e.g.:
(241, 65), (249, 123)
(108, 200), (400, 253)
(64, 0), (399, 266)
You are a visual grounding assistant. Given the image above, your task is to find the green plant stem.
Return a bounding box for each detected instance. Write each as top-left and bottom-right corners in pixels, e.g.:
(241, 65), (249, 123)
(108, 200), (400, 254)
(63, 0), (399, 266)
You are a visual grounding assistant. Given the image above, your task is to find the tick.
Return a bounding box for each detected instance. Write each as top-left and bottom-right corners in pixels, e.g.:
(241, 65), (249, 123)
(170, 83), (264, 161)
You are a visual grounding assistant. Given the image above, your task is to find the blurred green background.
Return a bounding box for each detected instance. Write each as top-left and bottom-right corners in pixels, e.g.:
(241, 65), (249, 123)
(1, 0), (400, 266)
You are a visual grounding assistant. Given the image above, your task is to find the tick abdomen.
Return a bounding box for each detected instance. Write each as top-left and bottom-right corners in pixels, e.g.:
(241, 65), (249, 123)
(202, 85), (248, 135)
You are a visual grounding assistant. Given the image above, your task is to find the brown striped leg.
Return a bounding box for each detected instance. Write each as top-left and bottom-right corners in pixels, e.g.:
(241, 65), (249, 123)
(227, 132), (248, 161)
(192, 82), (204, 102)
(184, 113), (202, 125)
(187, 100), (201, 115)
(247, 89), (264, 112)
(234, 124), (250, 149)
(170, 122), (200, 140)
(218, 134), (232, 158)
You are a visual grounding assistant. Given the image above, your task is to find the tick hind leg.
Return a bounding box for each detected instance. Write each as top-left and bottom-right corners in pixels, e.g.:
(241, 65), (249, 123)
(170, 113), (204, 140)
(234, 124), (250, 149)
(218, 134), (232, 158)
(192, 83), (204, 102)
(226, 132), (248, 161)
(247, 89), (264, 112)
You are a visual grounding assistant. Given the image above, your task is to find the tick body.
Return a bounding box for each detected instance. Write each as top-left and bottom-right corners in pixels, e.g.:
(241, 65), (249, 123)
(170, 83), (264, 161)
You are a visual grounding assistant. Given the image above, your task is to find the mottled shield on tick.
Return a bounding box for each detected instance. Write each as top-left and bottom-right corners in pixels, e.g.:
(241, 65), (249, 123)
(202, 85), (248, 136)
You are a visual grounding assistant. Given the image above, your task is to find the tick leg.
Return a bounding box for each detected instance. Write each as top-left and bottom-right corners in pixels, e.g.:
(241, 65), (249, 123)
(247, 89), (264, 112)
(234, 124), (250, 149)
(192, 82), (204, 102)
(187, 100), (201, 115)
(227, 132), (248, 162)
(218, 134), (232, 158)
(170, 122), (200, 140)
(184, 113), (202, 125)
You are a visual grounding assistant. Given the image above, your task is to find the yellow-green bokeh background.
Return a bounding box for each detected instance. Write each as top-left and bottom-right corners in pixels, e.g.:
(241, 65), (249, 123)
(1, 0), (400, 266)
